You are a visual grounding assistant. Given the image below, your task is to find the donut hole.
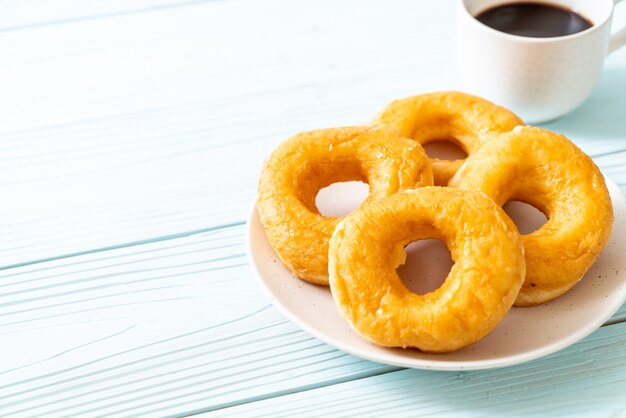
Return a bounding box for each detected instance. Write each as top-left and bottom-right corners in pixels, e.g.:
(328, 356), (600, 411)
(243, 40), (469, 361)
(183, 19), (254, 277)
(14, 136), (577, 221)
(397, 239), (454, 295)
(422, 139), (468, 161)
(315, 181), (369, 217)
(297, 159), (367, 216)
(503, 201), (548, 235)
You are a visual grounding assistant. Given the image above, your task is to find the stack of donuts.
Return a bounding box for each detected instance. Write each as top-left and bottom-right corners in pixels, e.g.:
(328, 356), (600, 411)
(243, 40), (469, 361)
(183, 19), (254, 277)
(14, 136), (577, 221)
(256, 91), (613, 353)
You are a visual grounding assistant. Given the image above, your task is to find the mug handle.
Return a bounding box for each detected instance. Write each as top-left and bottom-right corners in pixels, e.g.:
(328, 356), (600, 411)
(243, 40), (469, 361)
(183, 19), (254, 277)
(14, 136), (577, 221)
(609, 0), (626, 52)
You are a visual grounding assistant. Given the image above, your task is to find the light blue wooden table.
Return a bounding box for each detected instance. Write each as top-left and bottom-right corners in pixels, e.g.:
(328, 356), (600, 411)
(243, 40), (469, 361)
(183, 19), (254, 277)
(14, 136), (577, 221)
(1, 1), (625, 416)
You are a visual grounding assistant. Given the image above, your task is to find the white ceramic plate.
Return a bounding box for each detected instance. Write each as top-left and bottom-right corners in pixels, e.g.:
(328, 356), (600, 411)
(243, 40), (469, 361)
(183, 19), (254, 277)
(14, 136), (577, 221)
(246, 179), (626, 371)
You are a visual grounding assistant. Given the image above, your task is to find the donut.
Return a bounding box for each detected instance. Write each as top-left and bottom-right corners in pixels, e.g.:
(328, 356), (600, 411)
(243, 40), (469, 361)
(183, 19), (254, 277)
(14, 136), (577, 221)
(372, 91), (524, 185)
(329, 187), (525, 352)
(449, 126), (613, 306)
(257, 126), (433, 285)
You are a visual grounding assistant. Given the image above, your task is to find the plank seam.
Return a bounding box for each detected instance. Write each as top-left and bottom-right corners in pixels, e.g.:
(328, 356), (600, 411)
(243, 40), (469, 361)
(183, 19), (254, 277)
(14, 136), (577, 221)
(602, 317), (626, 326)
(0, 221), (245, 271)
(178, 366), (403, 417)
(181, 323), (626, 416)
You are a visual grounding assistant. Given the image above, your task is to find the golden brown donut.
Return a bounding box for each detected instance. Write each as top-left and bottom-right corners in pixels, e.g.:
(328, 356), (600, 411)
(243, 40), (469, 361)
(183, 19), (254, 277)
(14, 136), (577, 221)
(257, 126), (433, 285)
(329, 187), (525, 352)
(372, 91), (523, 185)
(450, 126), (614, 306)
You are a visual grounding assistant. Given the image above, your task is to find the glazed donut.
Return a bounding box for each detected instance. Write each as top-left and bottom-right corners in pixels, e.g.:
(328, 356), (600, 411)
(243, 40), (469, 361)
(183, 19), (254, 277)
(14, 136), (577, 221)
(450, 126), (613, 306)
(372, 91), (523, 185)
(257, 126), (433, 285)
(329, 187), (525, 352)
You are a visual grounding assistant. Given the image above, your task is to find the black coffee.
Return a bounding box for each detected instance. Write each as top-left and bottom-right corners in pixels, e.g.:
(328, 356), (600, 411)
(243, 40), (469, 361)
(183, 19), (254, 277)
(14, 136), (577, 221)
(475, 2), (593, 38)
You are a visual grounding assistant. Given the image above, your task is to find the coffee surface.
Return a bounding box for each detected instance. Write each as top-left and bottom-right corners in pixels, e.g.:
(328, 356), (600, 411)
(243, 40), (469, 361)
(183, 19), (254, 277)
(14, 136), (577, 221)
(475, 2), (593, 38)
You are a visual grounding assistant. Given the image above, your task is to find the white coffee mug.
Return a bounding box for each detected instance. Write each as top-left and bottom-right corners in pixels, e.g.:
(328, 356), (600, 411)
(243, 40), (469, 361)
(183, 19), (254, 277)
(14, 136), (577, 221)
(457, 0), (626, 123)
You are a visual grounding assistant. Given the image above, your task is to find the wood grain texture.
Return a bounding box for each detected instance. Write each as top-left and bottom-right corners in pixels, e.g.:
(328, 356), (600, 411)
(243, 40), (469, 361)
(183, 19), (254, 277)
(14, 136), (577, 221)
(210, 323), (626, 418)
(1, 0), (623, 266)
(1, 0), (625, 416)
(0, 225), (398, 417)
(0, 225), (623, 417)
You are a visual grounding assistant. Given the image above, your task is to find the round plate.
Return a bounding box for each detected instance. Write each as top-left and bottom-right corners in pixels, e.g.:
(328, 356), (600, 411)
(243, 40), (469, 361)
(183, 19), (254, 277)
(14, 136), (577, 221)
(246, 179), (626, 370)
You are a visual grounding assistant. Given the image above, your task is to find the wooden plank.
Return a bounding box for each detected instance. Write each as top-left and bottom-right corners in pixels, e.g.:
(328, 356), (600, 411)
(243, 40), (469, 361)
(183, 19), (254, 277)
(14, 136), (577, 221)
(0, 0), (197, 32)
(207, 323), (626, 418)
(0, 224), (623, 416)
(1, 0), (624, 268)
(0, 224), (397, 417)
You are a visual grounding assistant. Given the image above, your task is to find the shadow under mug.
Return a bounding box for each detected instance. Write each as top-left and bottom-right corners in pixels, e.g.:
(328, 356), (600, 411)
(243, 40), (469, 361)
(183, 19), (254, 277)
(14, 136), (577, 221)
(457, 0), (626, 123)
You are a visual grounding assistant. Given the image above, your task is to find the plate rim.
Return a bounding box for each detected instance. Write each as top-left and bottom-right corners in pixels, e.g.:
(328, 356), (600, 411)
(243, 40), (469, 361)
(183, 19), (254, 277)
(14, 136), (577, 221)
(246, 178), (626, 371)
